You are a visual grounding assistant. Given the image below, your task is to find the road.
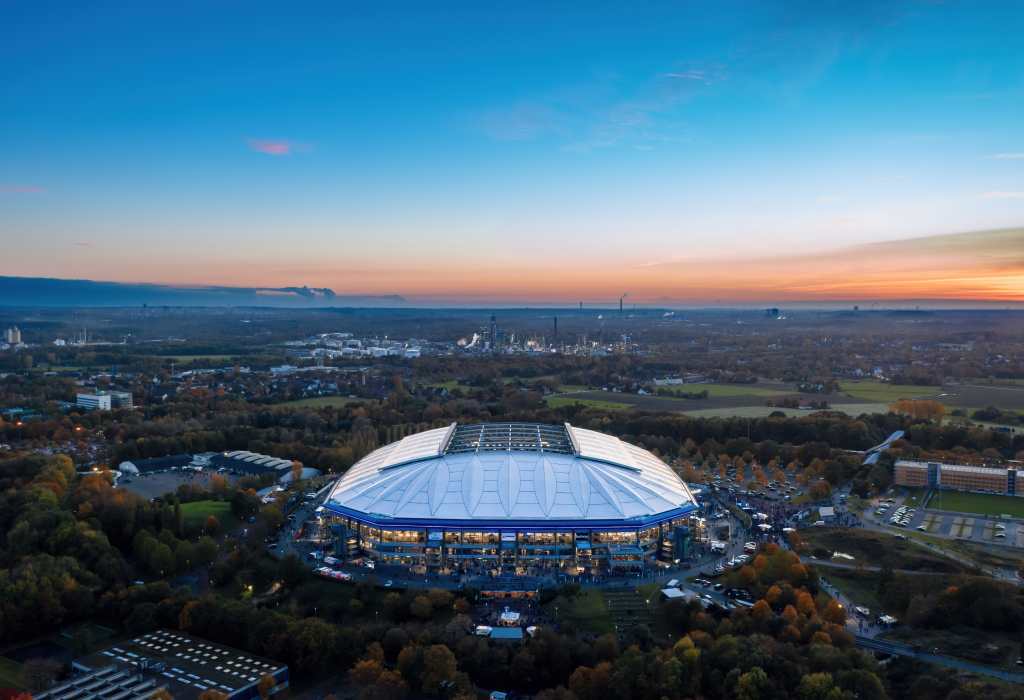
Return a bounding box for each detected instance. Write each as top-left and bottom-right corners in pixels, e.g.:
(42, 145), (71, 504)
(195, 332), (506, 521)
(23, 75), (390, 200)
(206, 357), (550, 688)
(854, 635), (1024, 683)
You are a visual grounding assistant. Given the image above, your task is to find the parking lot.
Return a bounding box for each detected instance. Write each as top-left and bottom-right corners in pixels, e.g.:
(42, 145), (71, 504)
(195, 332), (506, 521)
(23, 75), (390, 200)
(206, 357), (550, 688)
(118, 469), (238, 500)
(868, 494), (1023, 548)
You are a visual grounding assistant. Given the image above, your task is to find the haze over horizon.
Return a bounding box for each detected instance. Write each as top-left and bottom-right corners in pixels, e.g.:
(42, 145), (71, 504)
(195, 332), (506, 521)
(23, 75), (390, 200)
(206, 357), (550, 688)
(2, 2), (1024, 304)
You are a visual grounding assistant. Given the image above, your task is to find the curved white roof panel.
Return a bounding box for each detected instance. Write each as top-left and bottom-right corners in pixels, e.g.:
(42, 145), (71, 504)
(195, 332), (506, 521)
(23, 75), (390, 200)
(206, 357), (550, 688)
(326, 423), (696, 528)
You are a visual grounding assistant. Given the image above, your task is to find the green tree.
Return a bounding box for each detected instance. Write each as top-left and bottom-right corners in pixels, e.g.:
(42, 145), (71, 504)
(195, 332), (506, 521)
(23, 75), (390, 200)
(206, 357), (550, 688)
(736, 666), (771, 700)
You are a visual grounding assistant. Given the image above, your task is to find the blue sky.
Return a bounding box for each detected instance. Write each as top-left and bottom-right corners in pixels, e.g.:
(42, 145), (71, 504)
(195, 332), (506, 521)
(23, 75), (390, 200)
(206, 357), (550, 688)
(1, 1), (1023, 301)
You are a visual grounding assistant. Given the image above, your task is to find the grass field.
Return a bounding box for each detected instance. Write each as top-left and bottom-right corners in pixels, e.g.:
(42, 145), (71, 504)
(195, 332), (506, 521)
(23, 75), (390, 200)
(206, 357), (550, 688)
(161, 354), (239, 363)
(838, 381), (941, 403)
(799, 527), (972, 573)
(885, 626), (1021, 669)
(547, 396), (632, 411)
(819, 570), (884, 613)
(180, 500), (236, 529)
(657, 383), (791, 398)
(546, 589), (614, 635)
(0, 657), (24, 690)
(682, 403), (892, 419)
(424, 380), (460, 390)
(928, 491), (1024, 518)
(275, 396), (368, 408)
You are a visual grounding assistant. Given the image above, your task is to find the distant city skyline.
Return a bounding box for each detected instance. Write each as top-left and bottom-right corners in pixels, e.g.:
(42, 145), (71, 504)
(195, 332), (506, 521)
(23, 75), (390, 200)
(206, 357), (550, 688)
(2, 2), (1023, 303)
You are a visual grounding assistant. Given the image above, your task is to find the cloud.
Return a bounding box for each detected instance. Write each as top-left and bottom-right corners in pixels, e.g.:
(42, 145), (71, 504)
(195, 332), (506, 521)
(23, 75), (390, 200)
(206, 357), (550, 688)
(981, 191), (1024, 200)
(664, 70), (711, 83)
(476, 103), (564, 141)
(248, 139), (303, 156)
(75, 241), (94, 248)
(0, 184), (44, 193)
(988, 153), (1024, 160)
(475, 62), (724, 151)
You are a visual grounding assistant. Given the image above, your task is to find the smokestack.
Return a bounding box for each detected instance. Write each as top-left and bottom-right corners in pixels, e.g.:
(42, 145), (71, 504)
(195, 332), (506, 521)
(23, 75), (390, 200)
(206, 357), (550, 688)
(553, 316), (558, 342)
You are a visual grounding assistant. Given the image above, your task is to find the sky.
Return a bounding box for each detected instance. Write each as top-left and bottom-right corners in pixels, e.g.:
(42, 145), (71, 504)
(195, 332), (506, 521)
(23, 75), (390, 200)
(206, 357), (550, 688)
(1, 1), (1023, 305)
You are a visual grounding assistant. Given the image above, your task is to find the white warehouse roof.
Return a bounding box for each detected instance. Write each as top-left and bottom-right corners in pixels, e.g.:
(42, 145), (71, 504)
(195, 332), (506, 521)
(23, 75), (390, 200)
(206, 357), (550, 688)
(325, 422), (696, 526)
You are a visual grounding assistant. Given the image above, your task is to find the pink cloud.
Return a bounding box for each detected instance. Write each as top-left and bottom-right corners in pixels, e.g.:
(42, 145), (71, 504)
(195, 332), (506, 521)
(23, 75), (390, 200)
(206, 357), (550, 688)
(248, 139), (295, 156)
(0, 184), (45, 193)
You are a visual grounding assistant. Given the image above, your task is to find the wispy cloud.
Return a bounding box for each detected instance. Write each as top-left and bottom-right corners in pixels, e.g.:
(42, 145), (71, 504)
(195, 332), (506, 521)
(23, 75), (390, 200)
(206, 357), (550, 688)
(662, 66), (726, 86)
(476, 103), (564, 141)
(981, 191), (1024, 200)
(248, 139), (305, 156)
(75, 241), (94, 248)
(475, 62), (725, 151)
(0, 183), (45, 193)
(988, 153), (1024, 160)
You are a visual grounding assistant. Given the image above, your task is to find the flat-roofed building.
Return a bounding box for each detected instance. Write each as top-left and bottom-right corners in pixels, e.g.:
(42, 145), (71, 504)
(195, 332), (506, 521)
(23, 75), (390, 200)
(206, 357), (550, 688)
(894, 459), (1023, 496)
(76, 392), (112, 411)
(893, 460), (929, 487)
(107, 390), (134, 409)
(66, 629), (288, 700)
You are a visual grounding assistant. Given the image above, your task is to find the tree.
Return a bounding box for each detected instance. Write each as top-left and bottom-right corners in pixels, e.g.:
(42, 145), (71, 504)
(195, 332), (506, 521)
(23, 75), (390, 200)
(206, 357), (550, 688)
(410, 595), (434, 620)
(420, 644), (458, 695)
(822, 599), (846, 625)
(362, 670), (408, 700)
(736, 666), (771, 700)
(204, 515), (221, 536)
(350, 658), (385, 685)
(198, 691), (229, 700)
(257, 675), (276, 700)
(149, 542), (175, 576)
(797, 672), (836, 700)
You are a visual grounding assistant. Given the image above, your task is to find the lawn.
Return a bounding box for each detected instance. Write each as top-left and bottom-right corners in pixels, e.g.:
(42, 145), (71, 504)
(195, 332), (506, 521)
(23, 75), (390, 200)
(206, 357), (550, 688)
(162, 354), (239, 363)
(180, 500), (236, 529)
(682, 403), (891, 419)
(818, 570), (884, 614)
(275, 396), (368, 409)
(0, 657), (24, 690)
(798, 527), (972, 574)
(545, 589), (614, 635)
(424, 380), (460, 390)
(547, 396), (632, 411)
(658, 383), (791, 398)
(837, 381), (941, 403)
(928, 491), (1024, 518)
(884, 626), (1022, 669)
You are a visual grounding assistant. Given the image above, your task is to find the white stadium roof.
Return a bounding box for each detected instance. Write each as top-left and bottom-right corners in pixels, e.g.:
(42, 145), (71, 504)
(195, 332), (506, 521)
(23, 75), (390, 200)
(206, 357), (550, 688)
(325, 422), (696, 527)
(222, 450), (293, 471)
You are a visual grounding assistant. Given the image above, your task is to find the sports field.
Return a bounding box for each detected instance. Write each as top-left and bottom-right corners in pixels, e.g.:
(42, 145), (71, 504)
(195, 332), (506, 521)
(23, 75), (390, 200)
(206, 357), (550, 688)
(547, 396), (631, 411)
(682, 402), (890, 419)
(838, 381), (940, 403)
(181, 500), (236, 528)
(657, 383), (791, 398)
(928, 491), (1024, 518)
(544, 589), (613, 635)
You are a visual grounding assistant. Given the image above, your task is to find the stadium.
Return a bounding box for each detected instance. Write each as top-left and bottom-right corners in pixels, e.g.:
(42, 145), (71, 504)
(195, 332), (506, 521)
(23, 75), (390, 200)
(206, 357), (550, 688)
(321, 422), (699, 576)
